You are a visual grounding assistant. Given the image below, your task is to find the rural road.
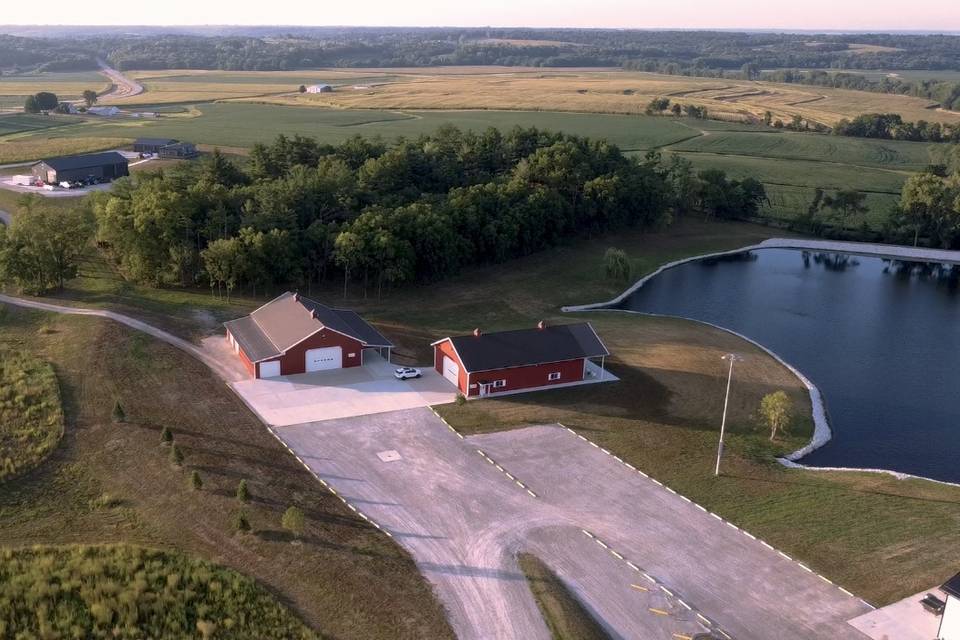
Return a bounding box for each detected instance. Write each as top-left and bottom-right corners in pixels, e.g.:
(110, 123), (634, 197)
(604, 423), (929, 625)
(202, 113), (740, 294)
(97, 59), (144, 100)
(0, 291), (875, 639)
(277, 410), (874, 640)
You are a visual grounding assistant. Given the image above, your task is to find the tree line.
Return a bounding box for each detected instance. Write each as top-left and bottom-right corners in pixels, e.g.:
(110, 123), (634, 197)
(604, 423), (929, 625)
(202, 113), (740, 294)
(890, 163), (960, 248)
(4, 29), (960, 74)
(833, 113), (960, 142)
(1, 127), (766, 296)
(761, 69), (960, 112)
(22, 89), (98, 113)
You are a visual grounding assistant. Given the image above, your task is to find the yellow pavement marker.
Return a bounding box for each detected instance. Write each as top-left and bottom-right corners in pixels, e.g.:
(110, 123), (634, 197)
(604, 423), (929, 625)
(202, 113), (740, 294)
(630, 583), (649, 592)
(648, 607), (670, 616)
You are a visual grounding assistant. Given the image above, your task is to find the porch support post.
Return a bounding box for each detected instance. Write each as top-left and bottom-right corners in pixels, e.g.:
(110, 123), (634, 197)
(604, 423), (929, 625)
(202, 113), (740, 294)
(600, 355), (605, 380)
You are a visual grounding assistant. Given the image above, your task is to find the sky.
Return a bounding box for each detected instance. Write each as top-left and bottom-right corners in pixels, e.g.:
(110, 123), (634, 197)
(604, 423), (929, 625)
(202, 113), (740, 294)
(3, 0), (959, 32)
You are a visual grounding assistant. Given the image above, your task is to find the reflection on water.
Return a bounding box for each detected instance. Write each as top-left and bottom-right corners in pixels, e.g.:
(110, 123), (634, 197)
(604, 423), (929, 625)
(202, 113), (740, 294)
(616, 248), (960, 482)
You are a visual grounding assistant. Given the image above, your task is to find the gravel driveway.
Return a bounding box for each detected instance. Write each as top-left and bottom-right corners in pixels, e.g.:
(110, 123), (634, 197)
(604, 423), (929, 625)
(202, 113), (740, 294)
(276, 408), (872, 640)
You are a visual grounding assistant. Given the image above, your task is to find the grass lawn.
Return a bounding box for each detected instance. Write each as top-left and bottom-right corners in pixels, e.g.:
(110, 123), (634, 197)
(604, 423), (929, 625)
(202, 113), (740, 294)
(0, 544), (316, 638)
(518, 554), (610, 640)
(0, 348), (63, 480)
(0, 304), (454, 639)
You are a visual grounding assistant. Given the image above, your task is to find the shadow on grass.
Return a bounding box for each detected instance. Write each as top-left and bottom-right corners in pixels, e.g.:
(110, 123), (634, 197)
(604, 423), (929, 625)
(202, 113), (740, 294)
(722, 471), (960, 505)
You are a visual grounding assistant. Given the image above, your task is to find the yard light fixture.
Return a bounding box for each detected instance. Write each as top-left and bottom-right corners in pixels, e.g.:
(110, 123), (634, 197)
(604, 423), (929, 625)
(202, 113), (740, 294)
(714, 353), (744, 477)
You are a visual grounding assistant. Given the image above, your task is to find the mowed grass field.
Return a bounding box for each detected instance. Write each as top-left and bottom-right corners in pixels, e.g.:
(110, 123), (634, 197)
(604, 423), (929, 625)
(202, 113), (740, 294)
(0, 71), (110, 110)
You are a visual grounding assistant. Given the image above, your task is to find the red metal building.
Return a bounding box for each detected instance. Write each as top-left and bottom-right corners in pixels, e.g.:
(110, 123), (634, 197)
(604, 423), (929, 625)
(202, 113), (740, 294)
(224, 292), (393, 379)
(431, 322), (609, 397)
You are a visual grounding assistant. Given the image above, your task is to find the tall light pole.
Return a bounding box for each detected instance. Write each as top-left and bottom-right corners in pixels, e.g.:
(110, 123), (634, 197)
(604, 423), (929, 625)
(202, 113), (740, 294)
(715, 353), (743, 477)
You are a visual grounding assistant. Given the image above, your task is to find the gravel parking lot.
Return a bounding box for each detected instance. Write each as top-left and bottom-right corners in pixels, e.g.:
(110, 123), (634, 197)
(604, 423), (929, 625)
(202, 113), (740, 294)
(276, 408), (872, 640)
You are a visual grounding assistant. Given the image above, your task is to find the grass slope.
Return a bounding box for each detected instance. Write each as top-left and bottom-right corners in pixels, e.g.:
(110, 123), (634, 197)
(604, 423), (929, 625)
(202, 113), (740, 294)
(518, 554), (610, 640)
(0, 304), (454, 640)
(0, 348), (63, 480)
(0, 544), (316, 639)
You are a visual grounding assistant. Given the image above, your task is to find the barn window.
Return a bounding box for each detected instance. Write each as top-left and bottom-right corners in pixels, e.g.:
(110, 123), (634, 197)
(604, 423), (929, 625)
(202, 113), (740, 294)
(548, 372), (561, 381)
(493, 379), (507, 388)
(348, 352), (356, 358)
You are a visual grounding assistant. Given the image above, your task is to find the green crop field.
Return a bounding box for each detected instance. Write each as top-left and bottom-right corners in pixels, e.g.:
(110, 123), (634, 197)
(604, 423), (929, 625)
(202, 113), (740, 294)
(39, 103), (709, 150)
(0, 113), (81, 136)
(4, 101), (947, 229)
(667, 129), (938, 170)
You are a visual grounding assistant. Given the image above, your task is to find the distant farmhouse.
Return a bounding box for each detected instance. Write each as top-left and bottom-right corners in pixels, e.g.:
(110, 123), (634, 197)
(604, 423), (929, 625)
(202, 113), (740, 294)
(133, 138), (198, 159)
(32, 151), (129, 184)
(133, 138), (177, 154)
(305, 84), (333, 94)
(87, 106), (120, 117)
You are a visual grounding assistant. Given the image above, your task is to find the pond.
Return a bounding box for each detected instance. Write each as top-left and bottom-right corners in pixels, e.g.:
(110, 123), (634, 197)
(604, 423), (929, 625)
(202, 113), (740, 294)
(615, 248), (960, 483)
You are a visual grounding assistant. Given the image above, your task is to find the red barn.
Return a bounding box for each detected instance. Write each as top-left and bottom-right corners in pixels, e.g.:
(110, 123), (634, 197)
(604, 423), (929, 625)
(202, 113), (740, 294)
(432, 322), (610, 397)
(224, 292), (393, 379)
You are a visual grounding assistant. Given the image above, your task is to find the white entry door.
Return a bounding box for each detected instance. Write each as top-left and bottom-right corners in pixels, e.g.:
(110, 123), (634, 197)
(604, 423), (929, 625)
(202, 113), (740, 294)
(442, 356), (460, 387)
(305, 346), (342, 372)
(259, 360), (281, 378)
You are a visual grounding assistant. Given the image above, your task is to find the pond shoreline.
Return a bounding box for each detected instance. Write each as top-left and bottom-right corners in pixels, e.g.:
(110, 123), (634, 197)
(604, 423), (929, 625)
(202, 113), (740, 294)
(563, 237), (960, 489)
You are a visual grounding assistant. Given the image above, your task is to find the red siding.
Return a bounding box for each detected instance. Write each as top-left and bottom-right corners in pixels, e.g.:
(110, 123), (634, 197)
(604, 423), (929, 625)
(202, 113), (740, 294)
(469, 358), (585, 397)
(227, 329), (255, 376)
(274, 329), (364, 376)
(230, 327), (364, 379)
(433, 341), (587, 397)
(434, 340), (469, 394)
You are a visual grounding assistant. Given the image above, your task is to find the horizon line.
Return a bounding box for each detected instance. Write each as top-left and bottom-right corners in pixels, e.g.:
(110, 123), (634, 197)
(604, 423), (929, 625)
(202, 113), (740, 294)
(2, 24), (960, 35)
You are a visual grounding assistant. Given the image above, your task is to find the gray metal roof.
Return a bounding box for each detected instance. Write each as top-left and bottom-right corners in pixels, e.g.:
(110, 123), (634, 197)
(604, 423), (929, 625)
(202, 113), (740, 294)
(944, 572), (960, 599)
(134, 137), (178, 146)
(329, 308), (393, 348)
(225, 292), (392, 362)
(444, 322), (609, 373)
(37, 151), (128, 171)
(223, 315), (280, 362)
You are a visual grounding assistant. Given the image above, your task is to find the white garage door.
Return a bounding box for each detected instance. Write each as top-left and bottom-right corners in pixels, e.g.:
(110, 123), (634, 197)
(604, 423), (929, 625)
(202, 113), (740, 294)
(306, 346), (342, 372)
(259, 360), (281, 378)
(442, 355), (460, 387)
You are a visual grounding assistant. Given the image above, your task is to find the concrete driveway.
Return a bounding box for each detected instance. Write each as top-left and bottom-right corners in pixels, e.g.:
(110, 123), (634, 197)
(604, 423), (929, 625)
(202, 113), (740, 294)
(230, 353), (456, 426)
(275, 408), (873, 640)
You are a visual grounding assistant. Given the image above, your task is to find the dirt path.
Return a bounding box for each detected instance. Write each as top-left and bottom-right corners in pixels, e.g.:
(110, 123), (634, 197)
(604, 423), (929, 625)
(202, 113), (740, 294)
(0, 294), (242, 381)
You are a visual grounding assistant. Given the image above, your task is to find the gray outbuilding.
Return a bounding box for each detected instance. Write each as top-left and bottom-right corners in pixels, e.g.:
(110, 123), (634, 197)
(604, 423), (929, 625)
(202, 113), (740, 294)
(32, 151), (129, 184)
